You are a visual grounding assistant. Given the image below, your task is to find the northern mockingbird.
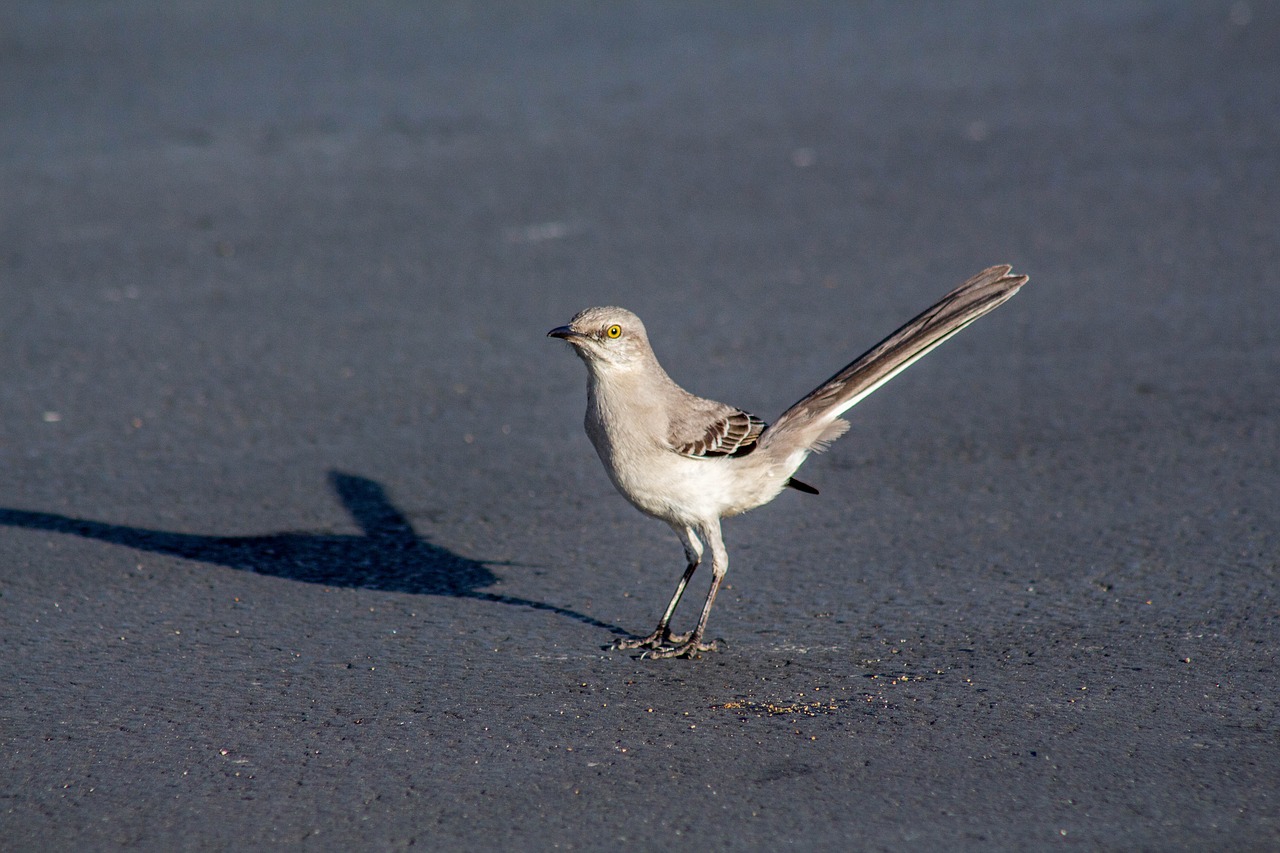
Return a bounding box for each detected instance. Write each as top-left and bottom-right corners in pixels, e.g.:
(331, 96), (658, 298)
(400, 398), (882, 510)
(549, 265), (1028, 658)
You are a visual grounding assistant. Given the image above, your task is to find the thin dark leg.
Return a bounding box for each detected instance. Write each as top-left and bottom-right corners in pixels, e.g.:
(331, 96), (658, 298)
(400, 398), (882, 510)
(612, 557), (699, 650)
(643, 567), (724, 658)
(645, 520), (726, 659)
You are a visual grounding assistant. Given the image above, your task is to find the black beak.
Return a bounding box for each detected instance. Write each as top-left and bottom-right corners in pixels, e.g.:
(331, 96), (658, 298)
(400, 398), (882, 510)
(547, 325), (585, 341)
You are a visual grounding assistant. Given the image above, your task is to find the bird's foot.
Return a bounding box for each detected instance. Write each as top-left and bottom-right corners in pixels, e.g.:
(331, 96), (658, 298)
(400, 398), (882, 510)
(640, 637), (721, 660)
(611, 628), (672, 651)
(611, 628), (722, 658)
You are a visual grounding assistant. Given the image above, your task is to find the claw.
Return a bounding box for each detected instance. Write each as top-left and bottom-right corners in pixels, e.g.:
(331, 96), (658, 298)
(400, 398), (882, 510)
(611, 628), (670, 650)
(640, 637), (721, 660)
(611, 626), (722, 658)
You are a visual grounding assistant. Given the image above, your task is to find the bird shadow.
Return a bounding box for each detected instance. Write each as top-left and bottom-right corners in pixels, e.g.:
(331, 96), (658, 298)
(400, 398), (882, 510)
(0, 470), (625, 635)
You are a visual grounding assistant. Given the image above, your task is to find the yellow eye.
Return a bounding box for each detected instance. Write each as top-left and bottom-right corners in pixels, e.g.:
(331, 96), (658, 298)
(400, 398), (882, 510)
(605, 324), (622, 339)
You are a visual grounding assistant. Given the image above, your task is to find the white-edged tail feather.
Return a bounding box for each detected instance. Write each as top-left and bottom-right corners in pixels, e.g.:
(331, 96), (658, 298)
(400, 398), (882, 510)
(760, 265), (1028, 455)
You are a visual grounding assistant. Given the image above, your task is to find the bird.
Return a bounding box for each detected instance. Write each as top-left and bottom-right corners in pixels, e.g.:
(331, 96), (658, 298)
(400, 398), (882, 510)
(548, 265), (1028, 658)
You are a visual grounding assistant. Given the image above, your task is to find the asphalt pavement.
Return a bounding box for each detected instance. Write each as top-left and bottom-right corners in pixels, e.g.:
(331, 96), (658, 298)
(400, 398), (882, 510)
(2, 1), (1278, 849)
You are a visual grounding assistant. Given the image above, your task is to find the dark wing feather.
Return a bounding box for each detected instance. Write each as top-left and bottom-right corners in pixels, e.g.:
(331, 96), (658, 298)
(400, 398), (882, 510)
(673, 409), (766, 458)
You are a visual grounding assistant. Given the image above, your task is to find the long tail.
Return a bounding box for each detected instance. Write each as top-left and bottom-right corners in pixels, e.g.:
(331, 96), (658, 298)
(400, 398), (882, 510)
(760, 264), (1029, 455)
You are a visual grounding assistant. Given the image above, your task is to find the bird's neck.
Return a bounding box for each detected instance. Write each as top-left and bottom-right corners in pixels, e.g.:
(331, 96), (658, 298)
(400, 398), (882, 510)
(583, 358), (676, 450)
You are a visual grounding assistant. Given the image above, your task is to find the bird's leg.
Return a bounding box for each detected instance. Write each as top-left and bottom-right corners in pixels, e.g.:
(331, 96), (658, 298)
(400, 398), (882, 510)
(613, 558), (697, 650)
(642, 569), (724, 658)
(645, 520), (726, 659)
(613, 526), (703, 650)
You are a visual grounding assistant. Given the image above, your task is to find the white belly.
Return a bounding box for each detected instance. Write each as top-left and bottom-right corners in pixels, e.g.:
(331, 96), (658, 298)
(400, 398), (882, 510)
(591, 430), (787, 525)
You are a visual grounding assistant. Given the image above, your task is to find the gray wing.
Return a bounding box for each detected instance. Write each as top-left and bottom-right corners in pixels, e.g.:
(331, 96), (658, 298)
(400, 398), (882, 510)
(671, 407), (766, 458)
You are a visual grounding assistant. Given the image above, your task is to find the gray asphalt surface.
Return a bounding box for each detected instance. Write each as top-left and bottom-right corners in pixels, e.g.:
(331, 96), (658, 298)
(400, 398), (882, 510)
(3, 2), (1278, 849)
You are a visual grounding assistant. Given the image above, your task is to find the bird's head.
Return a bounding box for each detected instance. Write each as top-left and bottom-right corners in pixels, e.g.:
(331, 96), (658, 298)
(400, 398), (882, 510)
(547, 307), (654, 371)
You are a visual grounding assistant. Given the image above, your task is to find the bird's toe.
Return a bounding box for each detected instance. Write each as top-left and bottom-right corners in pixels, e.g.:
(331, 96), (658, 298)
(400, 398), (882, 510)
(640, 637), (721, 660)
(611, 630), (668, 651)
